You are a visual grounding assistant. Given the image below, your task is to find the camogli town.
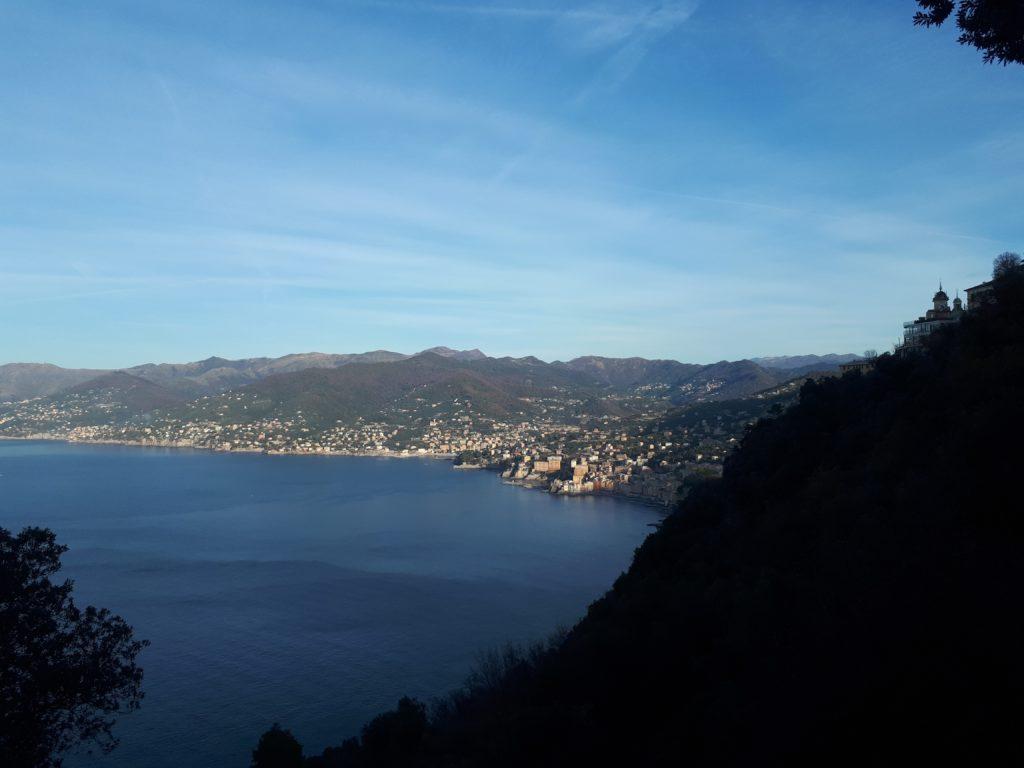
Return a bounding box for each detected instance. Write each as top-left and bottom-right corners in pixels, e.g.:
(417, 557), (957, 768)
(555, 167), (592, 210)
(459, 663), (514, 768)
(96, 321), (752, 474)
(0, 384), (780, 506)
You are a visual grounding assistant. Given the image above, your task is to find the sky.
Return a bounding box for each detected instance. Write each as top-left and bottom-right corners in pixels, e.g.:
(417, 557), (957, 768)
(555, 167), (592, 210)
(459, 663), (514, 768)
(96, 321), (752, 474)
(1, 0), (1022, 368)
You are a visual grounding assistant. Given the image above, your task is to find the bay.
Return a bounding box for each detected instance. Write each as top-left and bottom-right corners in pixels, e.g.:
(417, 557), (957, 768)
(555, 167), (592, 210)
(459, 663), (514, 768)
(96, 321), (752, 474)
(0, 440), (660, 767)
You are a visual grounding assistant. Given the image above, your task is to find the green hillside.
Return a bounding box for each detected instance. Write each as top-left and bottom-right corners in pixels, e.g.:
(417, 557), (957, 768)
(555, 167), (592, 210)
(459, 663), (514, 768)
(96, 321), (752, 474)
(184, 352), (623, 428)
(179, 352), (797, 430)
(62, 372), (185, 414)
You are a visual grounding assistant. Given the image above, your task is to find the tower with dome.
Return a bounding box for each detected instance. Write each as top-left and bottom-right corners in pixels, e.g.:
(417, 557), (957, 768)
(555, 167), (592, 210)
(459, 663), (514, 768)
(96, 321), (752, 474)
(901, 283), (964, 349)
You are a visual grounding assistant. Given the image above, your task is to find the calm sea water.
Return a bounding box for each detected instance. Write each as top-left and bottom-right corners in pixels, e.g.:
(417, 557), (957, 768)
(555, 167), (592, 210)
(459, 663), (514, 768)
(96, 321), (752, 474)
(0, 440), (661, 767)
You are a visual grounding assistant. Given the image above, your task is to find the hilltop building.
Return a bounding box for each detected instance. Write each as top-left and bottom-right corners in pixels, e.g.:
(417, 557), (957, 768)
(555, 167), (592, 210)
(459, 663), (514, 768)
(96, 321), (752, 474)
(839, 358), (876, 375)
(965, 279), (995, 309)
(901, 284), (964, 350)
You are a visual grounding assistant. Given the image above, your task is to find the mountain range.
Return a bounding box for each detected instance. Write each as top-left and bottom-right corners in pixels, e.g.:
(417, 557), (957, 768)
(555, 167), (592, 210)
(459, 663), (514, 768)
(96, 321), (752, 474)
(0, 347), (499, 402)
(0, 348), (860, 431)
(1, 348), (858, 404)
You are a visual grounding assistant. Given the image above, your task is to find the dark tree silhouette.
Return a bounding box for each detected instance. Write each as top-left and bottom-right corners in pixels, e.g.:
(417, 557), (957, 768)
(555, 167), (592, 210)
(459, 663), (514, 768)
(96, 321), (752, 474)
(914, 1), (1024, 64)
(252, 724), (304, 768)
(0, 526), (147, 768)
(994, 250), (1023, 277)
(358, 697), (427, 766)
(305, 697), (427, 767)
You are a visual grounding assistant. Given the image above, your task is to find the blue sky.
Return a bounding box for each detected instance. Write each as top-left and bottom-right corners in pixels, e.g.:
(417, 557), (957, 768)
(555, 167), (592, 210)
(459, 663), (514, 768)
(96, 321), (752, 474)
(1, 0), (1022, 368)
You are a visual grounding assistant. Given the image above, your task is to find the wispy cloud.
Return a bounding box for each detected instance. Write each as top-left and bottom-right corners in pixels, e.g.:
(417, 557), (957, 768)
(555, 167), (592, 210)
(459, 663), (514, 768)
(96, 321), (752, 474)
(572, 2), (699, 102)
(2, 0), (1019, 368)
(218, 58), (562, 144)
(360, 2), (625, 21)
(490, 2), (699, 179)
(356, 1), (698, 51)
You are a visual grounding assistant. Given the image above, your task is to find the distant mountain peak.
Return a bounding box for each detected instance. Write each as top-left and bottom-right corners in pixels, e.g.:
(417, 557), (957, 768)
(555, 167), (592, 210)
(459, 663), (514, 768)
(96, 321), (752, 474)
(418, 347), (488, 361)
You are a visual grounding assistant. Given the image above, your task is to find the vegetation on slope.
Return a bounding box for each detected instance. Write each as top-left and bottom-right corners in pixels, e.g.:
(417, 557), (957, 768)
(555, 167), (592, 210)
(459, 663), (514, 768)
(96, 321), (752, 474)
(193, 353), (558, 427)
(260, 264), (1024, 766)
(0, 528), (147, 768)
(62, 372), (185, 414)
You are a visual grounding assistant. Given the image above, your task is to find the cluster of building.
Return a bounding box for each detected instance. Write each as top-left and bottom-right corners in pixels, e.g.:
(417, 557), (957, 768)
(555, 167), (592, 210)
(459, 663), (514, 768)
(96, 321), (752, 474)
(900, 284), (965, 349)
(0, 392), (123, 428)
(395, 414), (726, 506)
(838, 276), (997, 378)
(900, 278), (994, 350)
(500, 449), (687, 504)
(1, 392), (744, 504)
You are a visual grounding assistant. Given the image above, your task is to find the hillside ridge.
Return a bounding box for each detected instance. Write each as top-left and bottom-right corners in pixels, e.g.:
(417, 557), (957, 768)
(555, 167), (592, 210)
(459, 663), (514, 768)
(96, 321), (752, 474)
(1, 348), (855, 404)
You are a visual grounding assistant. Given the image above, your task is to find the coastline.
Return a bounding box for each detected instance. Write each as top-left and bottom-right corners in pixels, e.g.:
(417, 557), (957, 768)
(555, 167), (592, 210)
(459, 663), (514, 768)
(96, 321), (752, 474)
(0, 433), (454, 459)
(0, 434), (672, 511)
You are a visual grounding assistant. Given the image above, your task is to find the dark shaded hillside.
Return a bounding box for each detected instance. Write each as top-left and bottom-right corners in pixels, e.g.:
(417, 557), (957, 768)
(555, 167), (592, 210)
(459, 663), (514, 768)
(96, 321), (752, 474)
(126, 350), (410, 396)
(181, 351), (661, 429)
(204, 355), (793, 429)
(0, 353), (414, 402)
(63, 372), (185, 414)
(557, 355), (703, 388)
(289, 271), (1024, 767)
(669, 358), (784, 403)
(652, 375), (809, 434)
(420, 347), (487, 361)
(2, 350), (801, 412)
(556, 355), (792, 402)
(206, 353), (563, 426)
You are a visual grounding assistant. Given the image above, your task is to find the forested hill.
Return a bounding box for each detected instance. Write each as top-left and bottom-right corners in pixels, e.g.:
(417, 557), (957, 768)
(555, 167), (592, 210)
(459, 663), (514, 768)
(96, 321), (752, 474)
(279, 269), (1024, 767)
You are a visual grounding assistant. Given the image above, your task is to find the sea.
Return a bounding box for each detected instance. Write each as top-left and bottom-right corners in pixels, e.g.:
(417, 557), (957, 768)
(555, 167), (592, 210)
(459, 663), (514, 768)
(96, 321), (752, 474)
(0, 440), (661, 767)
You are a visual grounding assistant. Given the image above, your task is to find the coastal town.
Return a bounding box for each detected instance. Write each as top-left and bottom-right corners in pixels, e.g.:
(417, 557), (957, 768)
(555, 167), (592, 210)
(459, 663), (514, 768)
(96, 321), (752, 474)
(0, 382), (794, 506)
